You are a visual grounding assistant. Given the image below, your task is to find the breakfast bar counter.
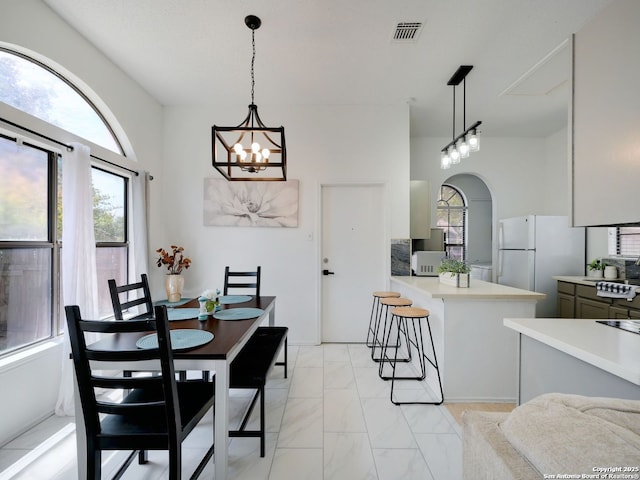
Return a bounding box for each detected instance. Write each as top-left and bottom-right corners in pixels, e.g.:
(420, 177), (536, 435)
(389, 276), (545, 402)
(505, 317), (640, 404)
(393, 275), (548, 300)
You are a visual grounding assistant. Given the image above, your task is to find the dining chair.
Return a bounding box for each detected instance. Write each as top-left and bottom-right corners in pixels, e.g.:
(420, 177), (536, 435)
(223, 265), (287, 377)
(65, 304), (215, 480)
(223, 266), (261, 296)
(108, 274), (154, 320)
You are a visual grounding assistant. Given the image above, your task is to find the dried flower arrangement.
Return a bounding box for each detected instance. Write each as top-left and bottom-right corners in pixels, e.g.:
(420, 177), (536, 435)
(156, 245), (192, 274)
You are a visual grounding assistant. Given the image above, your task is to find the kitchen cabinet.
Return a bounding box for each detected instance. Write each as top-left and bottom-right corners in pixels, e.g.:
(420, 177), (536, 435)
(410, 180), (431, 239)
(557, 281), (575, 318)
(570, 1), (640, 226)
(556, 280), (640, 320)
(575, 284), (611, 319)
(576, 297), (610, 319)
(610, 306), (630, 320)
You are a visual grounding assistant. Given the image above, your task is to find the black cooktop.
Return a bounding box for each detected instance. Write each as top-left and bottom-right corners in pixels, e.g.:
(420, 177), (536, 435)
(597, 320), (640, 335)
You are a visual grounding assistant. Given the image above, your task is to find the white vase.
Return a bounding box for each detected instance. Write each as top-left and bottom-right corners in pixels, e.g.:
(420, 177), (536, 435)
(165, 274), (184, 302)
(586, 268), (603, 279)
(439, 272), (470, 288)
(604, 266), (617, 279)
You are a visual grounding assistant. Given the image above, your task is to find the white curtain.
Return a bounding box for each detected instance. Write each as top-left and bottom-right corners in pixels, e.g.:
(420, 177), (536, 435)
(55, 143), (99, 416)
(129, 171), (150, 286)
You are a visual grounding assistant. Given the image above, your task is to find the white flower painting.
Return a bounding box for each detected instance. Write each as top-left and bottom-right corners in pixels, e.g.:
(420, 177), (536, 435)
(203, 179), (299, 227)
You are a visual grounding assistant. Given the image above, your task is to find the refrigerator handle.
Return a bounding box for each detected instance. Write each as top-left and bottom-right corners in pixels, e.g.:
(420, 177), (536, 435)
(498, 223), (504, 250)
(497, 249), (503, 279)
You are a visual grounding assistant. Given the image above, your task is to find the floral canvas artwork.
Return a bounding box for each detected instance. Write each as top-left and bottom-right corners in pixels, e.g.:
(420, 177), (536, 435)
(204, 179), (299, 227)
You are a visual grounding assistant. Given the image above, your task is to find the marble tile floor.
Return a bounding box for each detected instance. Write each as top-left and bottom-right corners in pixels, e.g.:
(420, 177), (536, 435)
(0, 343), (462, 480)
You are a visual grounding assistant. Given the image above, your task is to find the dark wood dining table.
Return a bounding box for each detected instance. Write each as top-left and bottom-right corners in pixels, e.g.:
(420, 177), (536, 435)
(73, 295), (276, 480)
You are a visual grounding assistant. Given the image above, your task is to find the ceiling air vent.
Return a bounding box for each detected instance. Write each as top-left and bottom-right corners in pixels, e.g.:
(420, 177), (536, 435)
(391, 22), (424, 43)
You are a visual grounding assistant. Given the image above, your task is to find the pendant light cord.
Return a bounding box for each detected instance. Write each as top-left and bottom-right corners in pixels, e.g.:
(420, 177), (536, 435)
(251, 29), (256, 105)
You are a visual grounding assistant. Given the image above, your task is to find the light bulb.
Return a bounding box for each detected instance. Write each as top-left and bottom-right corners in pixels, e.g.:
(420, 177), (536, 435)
(255, 152), (262, 162)
(239, 150), (247, 161)
(251, 142), (260, 153)
(261, 148), (270, 159)
(457, 138), (470, 159)
(449, 145), (460, 164)
(441, 151), (451, 169)
(233, 143), (243, 155)
(468, 130), (480, 152)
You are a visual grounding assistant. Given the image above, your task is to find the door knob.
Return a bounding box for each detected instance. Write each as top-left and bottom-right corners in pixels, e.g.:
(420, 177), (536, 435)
(322, 269), (335, 276)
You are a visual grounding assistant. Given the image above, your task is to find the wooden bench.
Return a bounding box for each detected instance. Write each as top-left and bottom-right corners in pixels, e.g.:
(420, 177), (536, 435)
(229, 326), (288, 457)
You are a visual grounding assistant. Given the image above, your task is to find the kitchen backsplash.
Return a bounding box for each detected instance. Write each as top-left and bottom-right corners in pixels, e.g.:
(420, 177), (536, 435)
(391, 239), (411, 276)
(602, 258), (640, 279)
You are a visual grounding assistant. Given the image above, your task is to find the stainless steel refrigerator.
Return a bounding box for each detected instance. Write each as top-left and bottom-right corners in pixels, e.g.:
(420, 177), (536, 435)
(497, 215), (585, 317)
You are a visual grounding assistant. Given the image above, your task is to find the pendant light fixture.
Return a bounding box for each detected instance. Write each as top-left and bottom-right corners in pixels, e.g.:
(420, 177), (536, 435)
(212, 15), (287, 181)
(440, 65), (481, 170)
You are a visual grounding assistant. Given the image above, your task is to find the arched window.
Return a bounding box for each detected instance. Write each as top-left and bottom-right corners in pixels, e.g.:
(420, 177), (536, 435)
(0, 48), (131, 356)
(0, 48), (123, 154)
(437, 184), (468, 261)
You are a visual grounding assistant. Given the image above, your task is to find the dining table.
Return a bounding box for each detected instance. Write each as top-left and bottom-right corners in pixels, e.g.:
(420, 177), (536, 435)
(72, 295), (276, 480)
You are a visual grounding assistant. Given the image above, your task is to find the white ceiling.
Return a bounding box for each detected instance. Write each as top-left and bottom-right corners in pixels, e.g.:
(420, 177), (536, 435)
(42, 0), (612, 138)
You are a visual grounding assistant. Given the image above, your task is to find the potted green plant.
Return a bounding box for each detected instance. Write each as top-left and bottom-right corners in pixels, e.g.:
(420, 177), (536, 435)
(437, 258), (471, 287)
(586, 258), (605, 279)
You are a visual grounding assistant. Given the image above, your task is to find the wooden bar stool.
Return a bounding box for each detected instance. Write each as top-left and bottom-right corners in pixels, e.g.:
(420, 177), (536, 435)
(371, 296), (413, 363)
(366, 291), (400, 348)
(380, 306), (444, 405)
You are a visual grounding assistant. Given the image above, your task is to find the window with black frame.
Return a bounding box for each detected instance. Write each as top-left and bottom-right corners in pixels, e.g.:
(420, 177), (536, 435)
(0, 135), (57, 354)
(437, 184), (467, 261)
(92, 168), (128, 318)
(0, 48), (131, 354)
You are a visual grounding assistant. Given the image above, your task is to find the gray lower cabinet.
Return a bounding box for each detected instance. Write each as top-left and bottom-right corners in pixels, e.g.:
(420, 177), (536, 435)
(557, 281), (576, 318)
(558, 281), (640, 319)
(575, 297), (610, 319)
(610, 306), (631, 320)
(557, 293), (575, 318)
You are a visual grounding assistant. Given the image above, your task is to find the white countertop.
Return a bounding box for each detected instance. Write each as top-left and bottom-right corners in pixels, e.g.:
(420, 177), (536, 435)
(504, 317), (640, 386)
(391, 276), (546, 300)
(553, 275), (615, 286)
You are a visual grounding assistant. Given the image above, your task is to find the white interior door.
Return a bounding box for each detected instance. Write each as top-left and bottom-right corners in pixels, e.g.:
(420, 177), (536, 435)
(321, 184), (385, 342)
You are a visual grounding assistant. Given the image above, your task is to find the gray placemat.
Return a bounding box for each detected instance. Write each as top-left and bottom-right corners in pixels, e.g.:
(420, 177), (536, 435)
(213, 307), (265, 321)
(167, 308), (200, 321)
(154, 298), (191, 307)
(219, 295), (252, 304)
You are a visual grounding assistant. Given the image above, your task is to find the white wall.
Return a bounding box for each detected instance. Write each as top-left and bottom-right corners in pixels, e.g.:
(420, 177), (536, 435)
(411, 136), (552, 222)
(157, 103), (411, 344)
(411, 129), (611, 271)
(542, 128), (572, 215)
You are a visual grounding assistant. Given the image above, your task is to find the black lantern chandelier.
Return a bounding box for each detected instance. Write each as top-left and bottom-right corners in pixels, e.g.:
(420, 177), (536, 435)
(440, 65), (481, 169)
(212, 15), (286, 181)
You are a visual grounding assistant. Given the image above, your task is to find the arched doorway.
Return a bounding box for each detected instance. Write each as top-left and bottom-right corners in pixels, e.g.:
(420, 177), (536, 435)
(440, 174), (493, 280)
